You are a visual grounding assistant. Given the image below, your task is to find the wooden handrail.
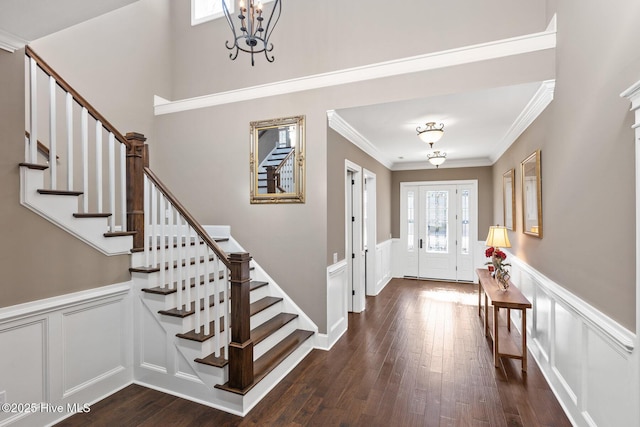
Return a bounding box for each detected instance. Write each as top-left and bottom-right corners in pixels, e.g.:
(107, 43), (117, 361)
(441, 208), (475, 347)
(274, 148), (294, 175)
(143, 167), (231, 269)
(25, 46), (130, 149)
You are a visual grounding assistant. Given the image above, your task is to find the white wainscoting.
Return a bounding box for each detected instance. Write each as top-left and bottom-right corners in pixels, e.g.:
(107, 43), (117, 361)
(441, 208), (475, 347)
(0, 282), (133, 427)
(317, 260), (348, 350)
(372, 239), (393, 296)
(506, 253), (638, 427)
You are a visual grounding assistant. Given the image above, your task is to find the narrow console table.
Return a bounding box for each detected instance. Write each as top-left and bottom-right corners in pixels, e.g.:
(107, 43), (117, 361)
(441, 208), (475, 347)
(476, 268), (532, 372)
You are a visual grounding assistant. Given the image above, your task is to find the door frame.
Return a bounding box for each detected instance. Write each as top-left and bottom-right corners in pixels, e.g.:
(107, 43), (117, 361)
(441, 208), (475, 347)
(399, 179), (478, 281)
(363, 169), (377, 296)
(345, 160), (365, 312)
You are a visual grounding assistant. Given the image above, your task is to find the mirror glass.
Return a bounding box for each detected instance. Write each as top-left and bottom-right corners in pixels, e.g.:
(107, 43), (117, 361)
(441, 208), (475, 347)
(521, 150), (542, 237)
(503, 169), (515, 231)
(250, 115), (305, 203)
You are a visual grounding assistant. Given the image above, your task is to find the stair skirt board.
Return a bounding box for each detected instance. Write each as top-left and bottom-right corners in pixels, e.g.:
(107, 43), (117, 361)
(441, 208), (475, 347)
(20, 166), (133, 255)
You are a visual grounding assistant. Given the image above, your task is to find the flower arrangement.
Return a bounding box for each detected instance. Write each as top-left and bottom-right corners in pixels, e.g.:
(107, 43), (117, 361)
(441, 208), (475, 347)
(485, 246), (511, 290)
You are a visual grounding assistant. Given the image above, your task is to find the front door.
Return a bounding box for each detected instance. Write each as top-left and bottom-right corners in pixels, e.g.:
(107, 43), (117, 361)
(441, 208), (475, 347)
(401, 181), (476, 282)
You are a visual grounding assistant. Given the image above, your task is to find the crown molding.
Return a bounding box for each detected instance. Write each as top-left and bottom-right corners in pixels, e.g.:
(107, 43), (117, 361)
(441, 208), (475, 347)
(489, 79), (556, 163)
(0, 28), (28, 53)
(327, 110), (394, 169)
(391, 157), (493, 171)
(155, 26), (557, 115)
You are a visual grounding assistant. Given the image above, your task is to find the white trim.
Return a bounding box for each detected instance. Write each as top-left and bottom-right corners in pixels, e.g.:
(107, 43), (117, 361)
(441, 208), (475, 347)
(509, 253), (634, 353)
(504, 253), (637, 427)
(154, 27), (556, 115)
(328, 80), (555, 170)
(490, 79), (555, 163)
(0, 28), (28, 53)
(327, 111), (393, 169)
(317, 260), (348, 351)
(345, 160), (365, 313)
(0, 282), (131, 324)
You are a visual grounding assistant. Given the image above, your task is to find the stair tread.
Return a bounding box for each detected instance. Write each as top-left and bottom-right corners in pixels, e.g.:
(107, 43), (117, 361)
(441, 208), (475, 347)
(215, 329), (314, 395)
(142, 279), (267, 298)
(37, 189), (83, 196)
(250, 296), (282, 316)
(73, 213), (112, 218)
(251, 312), (298, 345)
(19, 162), (49, 170)
(195, 348), (227, 368)
(104, 231), (137, 237)
(177, 318), (225, 342)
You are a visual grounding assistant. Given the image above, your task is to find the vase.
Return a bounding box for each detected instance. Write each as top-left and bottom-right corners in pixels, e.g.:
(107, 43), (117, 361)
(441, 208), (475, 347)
(495, 269), (510, 291)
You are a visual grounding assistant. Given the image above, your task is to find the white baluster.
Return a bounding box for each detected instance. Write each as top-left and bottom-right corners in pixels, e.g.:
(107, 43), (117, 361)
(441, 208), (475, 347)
(159, 194), (166, 289)
(223, 267), (230, 358)
(151, 185), (158, 269)
(194, 230), (201, 331)
(176, 215), (184, 310)
(203, 248), (211, 336)
(213, 257), (221, 357)
(66, 93), (73, 191)
(108, 133), (116, 232)
(49, 76), (57, 189)
(167, 205), (175, 291)
(120, 143), (126, 231)
(95, 122), (103, 213)
(81, 107), (88, 213)
(143, 175), (150, 267)
(29, 57), (37, 164)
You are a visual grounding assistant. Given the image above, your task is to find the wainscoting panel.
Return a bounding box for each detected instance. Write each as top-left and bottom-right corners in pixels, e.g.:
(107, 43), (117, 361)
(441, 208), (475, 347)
(317, 260), (348, 350)
(374, 239), (392, 295)
(507, 254), (638, 427)
(62, 300), (126, 396)
(0, 282), (132, 427)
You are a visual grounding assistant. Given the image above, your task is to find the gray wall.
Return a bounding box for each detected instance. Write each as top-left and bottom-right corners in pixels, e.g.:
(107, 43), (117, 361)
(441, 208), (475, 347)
(0, 49), (130, 308)
(491, 0), (640, 332)
(391, 167), (494, 241)
(327, 128), (392, 265)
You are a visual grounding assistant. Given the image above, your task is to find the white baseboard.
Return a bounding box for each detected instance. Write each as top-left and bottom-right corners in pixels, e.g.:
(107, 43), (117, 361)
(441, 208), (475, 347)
(506, 253), (638, 427)
(0, 282), (133, 427)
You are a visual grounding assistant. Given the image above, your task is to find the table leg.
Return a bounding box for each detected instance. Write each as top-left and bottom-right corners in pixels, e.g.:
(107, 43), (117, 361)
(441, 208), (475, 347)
(522, 309), (527, 372)
(484, 293), (489, 337)
(478, 282), (481, 316)
(493, 306), (500, 368)
(507, 308), (511, 332)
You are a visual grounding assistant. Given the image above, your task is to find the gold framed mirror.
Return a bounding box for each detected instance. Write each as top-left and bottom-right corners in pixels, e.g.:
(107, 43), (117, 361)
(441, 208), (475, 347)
(250, 115), (305, 203)
(503, 168), (515, 231)
(521, 150), (542, 237)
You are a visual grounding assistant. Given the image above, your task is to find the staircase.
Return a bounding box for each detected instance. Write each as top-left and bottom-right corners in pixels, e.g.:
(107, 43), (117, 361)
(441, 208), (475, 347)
(20, 46), (316, 416)
(257, 146), (293, 194)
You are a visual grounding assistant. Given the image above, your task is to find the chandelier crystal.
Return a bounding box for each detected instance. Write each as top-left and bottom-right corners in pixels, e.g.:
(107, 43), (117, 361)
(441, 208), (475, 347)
(222, 0), (282, 66)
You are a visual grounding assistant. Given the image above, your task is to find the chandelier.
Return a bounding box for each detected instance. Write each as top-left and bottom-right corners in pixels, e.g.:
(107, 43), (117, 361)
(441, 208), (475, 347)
(427, 151), (447, 168)
(416, 122), (445, 144)
(222, 0), (282, 66)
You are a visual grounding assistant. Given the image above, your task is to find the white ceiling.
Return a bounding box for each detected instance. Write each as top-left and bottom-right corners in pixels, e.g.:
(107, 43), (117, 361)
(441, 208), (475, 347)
(0, 0), (138, 52)
(332, 80), (553, 170)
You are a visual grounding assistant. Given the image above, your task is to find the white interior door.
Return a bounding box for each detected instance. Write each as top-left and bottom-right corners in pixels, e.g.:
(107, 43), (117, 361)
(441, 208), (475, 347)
(401, 181), (477, 282)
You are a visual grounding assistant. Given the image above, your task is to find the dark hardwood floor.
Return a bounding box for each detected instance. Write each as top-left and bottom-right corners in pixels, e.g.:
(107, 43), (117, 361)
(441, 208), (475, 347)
(57, 278), (571, 426)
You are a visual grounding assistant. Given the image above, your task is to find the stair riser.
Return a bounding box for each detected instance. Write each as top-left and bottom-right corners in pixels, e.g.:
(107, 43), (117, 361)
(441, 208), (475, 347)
(250, 302), (283, 330)
(177, 331), (224, 357)
(249, 284), (270, 304)
(253, 319), (299, 361)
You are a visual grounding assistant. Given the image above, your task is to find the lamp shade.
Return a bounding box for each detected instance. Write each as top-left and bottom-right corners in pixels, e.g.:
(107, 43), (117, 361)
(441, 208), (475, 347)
(485, 225), (511, 248)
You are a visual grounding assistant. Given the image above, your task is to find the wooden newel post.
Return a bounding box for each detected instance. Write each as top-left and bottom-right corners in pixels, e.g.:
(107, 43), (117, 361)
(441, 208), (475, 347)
(266, 166), (277, 193)
(228, 252), (254, 390)
(126, 132), (147, 250)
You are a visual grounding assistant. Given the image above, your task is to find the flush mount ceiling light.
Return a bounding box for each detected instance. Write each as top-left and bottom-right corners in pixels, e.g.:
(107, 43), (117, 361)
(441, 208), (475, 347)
(427, 151), (447, 168)
(223, 0), (282, 66)
(416, 122), (445, 144)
